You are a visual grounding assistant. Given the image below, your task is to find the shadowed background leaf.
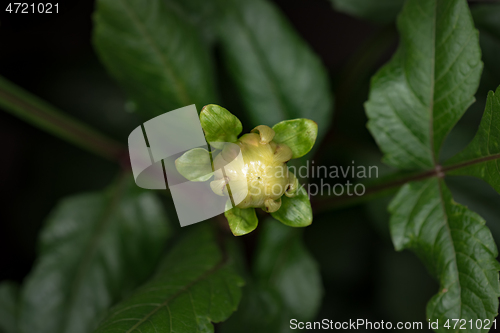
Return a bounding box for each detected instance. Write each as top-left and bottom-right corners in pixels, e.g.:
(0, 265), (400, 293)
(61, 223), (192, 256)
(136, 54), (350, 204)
(220, 219), (322, 332)
(214, 0), (333, 140)
(93, 0), (218, 119)
(0, 282), (18, 333)
(18, 176), (170, 333)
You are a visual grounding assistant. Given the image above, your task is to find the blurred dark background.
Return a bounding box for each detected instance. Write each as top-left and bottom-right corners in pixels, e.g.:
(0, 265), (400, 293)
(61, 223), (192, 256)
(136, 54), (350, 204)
(0, 0), (498, 330)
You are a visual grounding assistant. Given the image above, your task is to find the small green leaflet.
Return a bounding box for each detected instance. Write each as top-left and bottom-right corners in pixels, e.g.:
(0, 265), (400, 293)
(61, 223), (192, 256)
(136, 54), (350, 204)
(93, 224), (244, 333)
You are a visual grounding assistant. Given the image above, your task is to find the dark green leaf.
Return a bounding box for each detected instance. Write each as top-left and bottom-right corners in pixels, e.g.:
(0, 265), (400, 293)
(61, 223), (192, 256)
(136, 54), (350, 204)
(220, 220), (322, 333)
(225, 206), (258, 236)
(93, 0), (217, 118)
(446, 86), (500, 194)
(272, 119), (318, 159)
(19, 176), (170, 333)
(200, 104), (242, 147)
(254, 220), (322, 321)
(389, 178), (500, 332)
(0, 282), (18, 333)
(215, 0), (333, 138)
(330, 0), (405, 24)
(271, 186), (312, 227)
(93, 224), (244, 333)
(365, 0), (482, 170)
(219, 283), (290, 333)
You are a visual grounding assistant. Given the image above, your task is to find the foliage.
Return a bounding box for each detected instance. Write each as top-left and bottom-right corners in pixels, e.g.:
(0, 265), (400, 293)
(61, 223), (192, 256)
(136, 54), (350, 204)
(93, 224), (243, 333)
(220, 220), (322, 333)
(1, 0), (500, 332)
(214, 0), (333, 138)
(365, 0), (500, 330)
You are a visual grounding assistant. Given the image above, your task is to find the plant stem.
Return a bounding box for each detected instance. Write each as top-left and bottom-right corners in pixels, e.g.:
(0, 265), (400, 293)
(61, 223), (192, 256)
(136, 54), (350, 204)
(0, 76), (126, 162)
(312, 153), (500, 213)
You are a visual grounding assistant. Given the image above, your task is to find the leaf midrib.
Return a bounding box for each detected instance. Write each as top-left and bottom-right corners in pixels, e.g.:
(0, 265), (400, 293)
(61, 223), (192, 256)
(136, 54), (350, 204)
(435, 178), (462, 322)
(428, 0), (437, 165)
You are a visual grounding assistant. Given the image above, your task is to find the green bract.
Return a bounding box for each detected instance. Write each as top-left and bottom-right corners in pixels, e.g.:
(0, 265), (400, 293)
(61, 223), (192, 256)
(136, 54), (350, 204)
(174, 148), (213, 182)
(175, 104), (317, 236)
(200, 104), (242, 149)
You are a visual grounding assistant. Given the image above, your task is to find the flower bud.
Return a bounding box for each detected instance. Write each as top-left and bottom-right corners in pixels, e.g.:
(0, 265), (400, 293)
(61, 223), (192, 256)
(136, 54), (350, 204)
(210, 126), (295, 213)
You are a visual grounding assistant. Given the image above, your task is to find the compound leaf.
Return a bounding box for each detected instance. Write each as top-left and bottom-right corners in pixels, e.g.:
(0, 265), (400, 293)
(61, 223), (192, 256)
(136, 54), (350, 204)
(389, 178), (500, 332)
(446, 86), (500, 194)
(93, 0), (217, 118)
(365, 0), (482, 170)
(215, 0), (333, 139)
(93, 224), (244, 333)
(18, 177), (170, 333)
